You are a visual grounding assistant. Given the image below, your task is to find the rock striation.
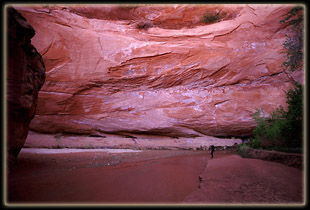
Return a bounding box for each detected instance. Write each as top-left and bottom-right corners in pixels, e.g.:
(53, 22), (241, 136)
(16, 4), (303, 138)
(7, 7), (45, 170)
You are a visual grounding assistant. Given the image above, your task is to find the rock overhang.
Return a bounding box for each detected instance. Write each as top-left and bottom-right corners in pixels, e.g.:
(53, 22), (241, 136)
(15, 4), (303, 138)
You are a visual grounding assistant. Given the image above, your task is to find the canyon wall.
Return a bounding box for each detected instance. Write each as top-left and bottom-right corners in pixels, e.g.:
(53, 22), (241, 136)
(7, 7), (46, 169)
(16, 4), (303, 138)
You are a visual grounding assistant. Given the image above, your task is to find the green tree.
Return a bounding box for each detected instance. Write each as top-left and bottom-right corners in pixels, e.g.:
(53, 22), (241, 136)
(280, 6), (304, 82)
(252, 84), (303, 148)
(282, 83), (303, 147)
(279, 6), (304, 147)
(252, 6), (304, 150)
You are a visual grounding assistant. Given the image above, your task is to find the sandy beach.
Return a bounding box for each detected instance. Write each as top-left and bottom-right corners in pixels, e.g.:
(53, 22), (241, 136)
(7, 148), (304, 206)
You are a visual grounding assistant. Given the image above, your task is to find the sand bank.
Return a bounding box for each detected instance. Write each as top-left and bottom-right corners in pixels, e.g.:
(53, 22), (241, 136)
(7, 149), (304, 206)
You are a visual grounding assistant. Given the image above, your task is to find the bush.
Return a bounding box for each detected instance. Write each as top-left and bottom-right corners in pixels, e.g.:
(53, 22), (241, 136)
(201, 11), (225, 24)
(250, 137), (260, 149)
(280, 6), (304, 72)
(252, 7), (304, 150)
(135, 21), (153, 30)
(281, 83), (303, 147)
(252, 83), (303, 149)
(279, 7), (304, 148)
(237, 144), (252, 158)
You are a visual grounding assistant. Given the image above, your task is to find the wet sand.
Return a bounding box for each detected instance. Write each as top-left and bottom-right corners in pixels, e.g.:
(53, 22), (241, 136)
(7, 149), (304, 205)
(8, 149), (209, 204)
(184, 154), (304, 204)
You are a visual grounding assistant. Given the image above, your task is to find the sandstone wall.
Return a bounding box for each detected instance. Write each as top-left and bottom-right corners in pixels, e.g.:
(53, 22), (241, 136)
(7, 7), (46, 169)
(16, 4), (303, 138)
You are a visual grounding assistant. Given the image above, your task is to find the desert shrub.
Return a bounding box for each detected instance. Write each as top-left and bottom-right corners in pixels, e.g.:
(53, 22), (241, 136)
(252, 6), (304, 150)
(201, 11), (225, 24)
(85, 143), (94, 149)
(135, 21), (153, 30)
(250, 137), (260, 149)
(252, 83), (303, 149)
(54, 132), (63, 148)
(54, 132), (63, 139)
(281, 83), (303, 147)
(280, 6), (304, 73)
(279, 6), (304, 148)
(237, 144), (252, 158)
(253, 107), (287, 148)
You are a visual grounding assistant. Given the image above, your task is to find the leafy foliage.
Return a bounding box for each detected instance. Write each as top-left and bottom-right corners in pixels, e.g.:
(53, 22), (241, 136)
(281, 83), (303, 147)
(253, 108), (285, 148)
(280, 6), (304, 72)
(250, 136), (260, 149)
(252, 83), (303, 149)
(236, 144), (252, 158)
(251, 6), (304, 151)
(201, 11), (225, 24)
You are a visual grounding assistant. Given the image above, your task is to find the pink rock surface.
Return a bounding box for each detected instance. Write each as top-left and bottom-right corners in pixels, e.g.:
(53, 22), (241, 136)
(24, 131), (242, 150)
(16, 4), (304, 138)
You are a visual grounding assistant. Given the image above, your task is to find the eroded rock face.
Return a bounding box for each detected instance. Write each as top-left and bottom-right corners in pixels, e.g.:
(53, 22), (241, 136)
(16, 4), (303, 138)
(7, 7), (45, 170)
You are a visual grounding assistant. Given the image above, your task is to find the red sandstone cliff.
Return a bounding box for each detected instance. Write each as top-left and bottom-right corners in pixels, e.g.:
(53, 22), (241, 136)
(7, 7), (46, 170)
(16, 4), (303, 138)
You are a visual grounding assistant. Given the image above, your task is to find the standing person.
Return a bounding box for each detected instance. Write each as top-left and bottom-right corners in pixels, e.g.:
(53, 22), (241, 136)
(210, 145), (215, 158)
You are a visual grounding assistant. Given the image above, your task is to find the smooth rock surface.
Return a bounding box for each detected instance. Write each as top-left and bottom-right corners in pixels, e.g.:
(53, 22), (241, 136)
(24, 131), (242, 150)
(16, 4), (303, 138)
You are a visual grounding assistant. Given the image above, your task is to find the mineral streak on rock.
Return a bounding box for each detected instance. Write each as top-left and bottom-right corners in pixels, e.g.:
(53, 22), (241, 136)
(16, 4), (303, 138)
(7, 7), (46, 170)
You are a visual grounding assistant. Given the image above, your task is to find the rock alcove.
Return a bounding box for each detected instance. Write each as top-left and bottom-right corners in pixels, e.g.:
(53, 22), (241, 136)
(8, 4), (304, 159)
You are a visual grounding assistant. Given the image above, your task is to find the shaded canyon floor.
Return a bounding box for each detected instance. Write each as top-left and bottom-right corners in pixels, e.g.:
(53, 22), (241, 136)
(7, 148), (303, 205)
